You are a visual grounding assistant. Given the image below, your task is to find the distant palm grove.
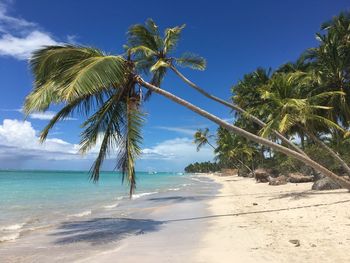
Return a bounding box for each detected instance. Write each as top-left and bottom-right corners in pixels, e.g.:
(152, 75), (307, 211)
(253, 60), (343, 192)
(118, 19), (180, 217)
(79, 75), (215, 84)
(24, 12), (350, 195)
(187, 12), (350, 180)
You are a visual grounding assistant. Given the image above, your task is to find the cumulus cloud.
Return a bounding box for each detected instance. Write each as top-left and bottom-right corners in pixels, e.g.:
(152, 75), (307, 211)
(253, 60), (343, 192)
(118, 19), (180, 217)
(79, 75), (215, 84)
(0, 1), (61, 60)
(0, 119), (81, 161)
(0, 31), (59, 59)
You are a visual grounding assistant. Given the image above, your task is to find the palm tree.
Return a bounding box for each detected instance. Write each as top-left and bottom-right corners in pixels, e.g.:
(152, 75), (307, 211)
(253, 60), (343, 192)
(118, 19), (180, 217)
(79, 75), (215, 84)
(215, 127), (255, 173)
(126, 20), (307, 156)
(305, 12), (350, 127)
(24, 43), (350, 193)
(193, 128), (215, 151)
(24, 46), (143, 196)
(259, 72), (350, 175)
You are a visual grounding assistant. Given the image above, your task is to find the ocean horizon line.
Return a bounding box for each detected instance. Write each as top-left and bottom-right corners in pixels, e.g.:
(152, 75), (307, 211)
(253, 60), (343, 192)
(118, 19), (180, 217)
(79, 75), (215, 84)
(0, 169), (185, 173)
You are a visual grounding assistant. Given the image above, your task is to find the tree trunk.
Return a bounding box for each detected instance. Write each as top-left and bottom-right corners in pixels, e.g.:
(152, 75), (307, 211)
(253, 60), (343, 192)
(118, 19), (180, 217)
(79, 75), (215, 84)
(207, 141), (216, 150)
(304, 129), (350, 176)
(235, 158), (253, 173)
(137, 76), (350, 190)
(170, 65), (308, 157)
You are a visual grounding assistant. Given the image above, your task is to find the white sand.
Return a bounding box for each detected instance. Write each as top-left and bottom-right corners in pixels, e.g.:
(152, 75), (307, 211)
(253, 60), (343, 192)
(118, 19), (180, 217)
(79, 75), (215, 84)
(196, 174), (350, 263)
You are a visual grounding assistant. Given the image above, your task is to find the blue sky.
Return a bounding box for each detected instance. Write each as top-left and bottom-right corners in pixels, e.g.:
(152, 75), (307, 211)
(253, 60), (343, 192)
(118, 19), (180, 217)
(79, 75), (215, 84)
(0, 0), (349, 171)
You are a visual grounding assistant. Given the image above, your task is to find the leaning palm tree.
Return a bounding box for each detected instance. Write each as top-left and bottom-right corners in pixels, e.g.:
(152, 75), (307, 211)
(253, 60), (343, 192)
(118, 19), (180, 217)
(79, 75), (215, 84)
(193, 128), (215, 151)
(126, 19), (307, 156)
(259, 72), (350, 176)
(24, 40), (350, 194)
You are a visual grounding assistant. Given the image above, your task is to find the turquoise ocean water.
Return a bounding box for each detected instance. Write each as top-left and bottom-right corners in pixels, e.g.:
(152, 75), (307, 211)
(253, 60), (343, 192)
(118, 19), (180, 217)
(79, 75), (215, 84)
(0, 170), (192, 242)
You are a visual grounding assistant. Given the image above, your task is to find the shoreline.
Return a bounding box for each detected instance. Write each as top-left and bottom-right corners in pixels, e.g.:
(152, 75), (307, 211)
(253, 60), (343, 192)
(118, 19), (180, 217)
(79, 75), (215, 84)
(1, 173), (350, 262)
(0, 174), (219, 263)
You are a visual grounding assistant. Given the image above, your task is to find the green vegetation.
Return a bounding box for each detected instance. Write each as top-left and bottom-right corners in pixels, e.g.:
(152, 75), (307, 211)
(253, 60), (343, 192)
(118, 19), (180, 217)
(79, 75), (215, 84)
(24, 13), (350, 195)
(184, 162), (221, 173)
(187, 12), (350, 179)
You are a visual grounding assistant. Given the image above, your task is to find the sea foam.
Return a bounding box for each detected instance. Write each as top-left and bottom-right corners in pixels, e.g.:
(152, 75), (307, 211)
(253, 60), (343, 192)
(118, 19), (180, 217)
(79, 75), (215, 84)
(69, 210), (92, 218)
(132, 191), (158, 199)
(0, 232), (20, 243)
(103, 203), (119, 209)
(0, 223), (25, 231)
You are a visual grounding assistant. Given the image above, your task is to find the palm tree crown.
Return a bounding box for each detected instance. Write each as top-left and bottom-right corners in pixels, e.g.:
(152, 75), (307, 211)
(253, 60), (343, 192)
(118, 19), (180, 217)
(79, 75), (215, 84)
(193, 128), (215, 151)
(24, 46), (144, 195)
(126, 19), (206, 95)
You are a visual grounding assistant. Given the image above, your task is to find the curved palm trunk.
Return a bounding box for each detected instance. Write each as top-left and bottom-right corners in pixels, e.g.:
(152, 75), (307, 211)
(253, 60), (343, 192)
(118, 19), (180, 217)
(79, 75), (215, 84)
(206, 141), (216, 150)
(170, 65), (308, 157)
(303, 128), (350, 176)
(137, 76), (350, 190)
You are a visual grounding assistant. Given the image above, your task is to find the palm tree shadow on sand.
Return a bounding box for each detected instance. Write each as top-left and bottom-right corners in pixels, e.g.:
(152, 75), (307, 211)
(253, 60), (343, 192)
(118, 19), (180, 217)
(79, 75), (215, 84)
(50, 198), (350, 246)
(51, 218), (163, 245)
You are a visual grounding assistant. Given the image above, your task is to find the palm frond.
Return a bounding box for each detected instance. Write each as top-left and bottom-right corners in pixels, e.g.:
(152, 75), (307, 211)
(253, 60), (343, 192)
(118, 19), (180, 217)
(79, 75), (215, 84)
(39, 91), (107, 142)
(163, 24), (185, 53)
(145, 19), (163, 48)
(150, 59), (169, 72)
(60, 55), (127, 101)
(278, 114), (296, 134)
(309, 90), (346, 100)
(128, 45), (158, 57)
(31, 45), (103, 88)
(127, 21), (161, 51)
(145, 67), (167, 100)
(309, 115), (345, 132)
(117, 97), (144, 196)
(84, 90), (128, 183)
(24, 45), (127, 113)
(175, 53), (206, 70)
(79, 89), (126, 155)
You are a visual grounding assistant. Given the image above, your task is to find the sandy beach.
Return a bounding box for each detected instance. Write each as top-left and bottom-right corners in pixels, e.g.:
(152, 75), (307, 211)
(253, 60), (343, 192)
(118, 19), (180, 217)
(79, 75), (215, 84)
(1, 173), (350, 262)
(84, 174), (350, 263)
(196, 174), (350, 263)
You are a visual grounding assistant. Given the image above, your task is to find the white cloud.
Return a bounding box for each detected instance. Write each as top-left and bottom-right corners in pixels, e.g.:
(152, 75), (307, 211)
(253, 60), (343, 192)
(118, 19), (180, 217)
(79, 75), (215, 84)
(0, 1), (62, 60)
(27, 111), (76, 121)
(155, 126), (197, 136)
(0, 31), (59, 59)
(142, 137), (214, 162)
(0, 119), (80, 161)
(140, 137), (215, 171)
(0, 118), (215, 171)
(1, 108), (77, 120)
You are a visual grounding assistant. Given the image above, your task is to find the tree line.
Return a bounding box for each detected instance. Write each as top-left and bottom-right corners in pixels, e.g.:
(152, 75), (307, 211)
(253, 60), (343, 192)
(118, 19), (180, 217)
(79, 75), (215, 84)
(187, 12), (350, 181)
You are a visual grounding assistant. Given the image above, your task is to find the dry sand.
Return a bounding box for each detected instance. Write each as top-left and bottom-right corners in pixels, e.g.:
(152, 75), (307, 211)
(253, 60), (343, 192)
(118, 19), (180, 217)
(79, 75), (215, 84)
(196, 174), (350, 263)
